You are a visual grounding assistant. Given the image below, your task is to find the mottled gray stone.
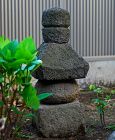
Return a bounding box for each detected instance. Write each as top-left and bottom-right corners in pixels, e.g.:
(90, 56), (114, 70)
(36, 80), (79, 104)
(42, 8), (70, 27)
(108, 131), (115, 140)
(32, 43), (89, 80)
(33, 100), (86, 138)
(42, 27), (70, 43)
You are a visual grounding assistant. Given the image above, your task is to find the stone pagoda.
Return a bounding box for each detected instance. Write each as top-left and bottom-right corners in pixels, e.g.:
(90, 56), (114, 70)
(33, 8), (89, 138)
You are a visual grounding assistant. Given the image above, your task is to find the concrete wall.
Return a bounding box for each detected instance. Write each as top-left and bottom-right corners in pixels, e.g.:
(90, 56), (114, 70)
(78, 56), (115, 86)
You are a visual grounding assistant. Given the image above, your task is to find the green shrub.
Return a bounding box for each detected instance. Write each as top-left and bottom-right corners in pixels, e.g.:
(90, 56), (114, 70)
(0, 36), (52, 139)
(89, 84), (115, 128)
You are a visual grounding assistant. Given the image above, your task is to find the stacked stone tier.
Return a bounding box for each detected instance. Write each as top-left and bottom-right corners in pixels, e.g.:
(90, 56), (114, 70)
(33, 43), (89, 80)
(42, 8), (70, 27)
(42, 27), (70, 43)
(36, 80), (79, 104)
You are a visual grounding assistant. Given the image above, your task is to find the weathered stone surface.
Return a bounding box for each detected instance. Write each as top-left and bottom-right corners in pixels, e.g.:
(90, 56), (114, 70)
(108, 131), (115, 140)
(42, 8), (70, 27)
(33, 100), (86, 138)
(36, 80), (79, 104)
(32, 43), (89, 80)
(42, 27), (70, 43)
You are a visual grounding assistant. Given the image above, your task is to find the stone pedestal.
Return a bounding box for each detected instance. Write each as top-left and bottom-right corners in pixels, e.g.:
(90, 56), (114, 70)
(32, 7), (89, 138)
(34, 101), (86, 138)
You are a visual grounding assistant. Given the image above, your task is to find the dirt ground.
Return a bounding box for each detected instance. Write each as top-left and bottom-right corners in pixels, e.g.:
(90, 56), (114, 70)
(20, 89), (115, 140)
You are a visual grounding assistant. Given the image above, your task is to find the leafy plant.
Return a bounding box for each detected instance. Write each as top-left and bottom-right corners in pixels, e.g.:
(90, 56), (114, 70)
(89, 84), (115, 127)
(106, 124), (115, 131)
(0, 36), (52, 139)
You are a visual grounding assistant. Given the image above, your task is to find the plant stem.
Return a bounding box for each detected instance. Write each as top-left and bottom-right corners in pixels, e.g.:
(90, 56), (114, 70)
(11, 103), (26, 138)
(102, 111), (106, 127)
(100, 113), (103, 127)
(8, 88), (17, 123)
(0, 84), (3, 117)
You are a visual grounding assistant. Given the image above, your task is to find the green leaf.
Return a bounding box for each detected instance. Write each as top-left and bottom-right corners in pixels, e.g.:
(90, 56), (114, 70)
(0, 58), (6, 63)
(15, 37), (37, 63)
(0, 36), (10, 49)
(29, 59), (42, 72)
(0, 40), (19, 61)
(0, 48), (11, 61)
(19, 37), (36, 54)
(100, 100), (107, 106)
(38, 93), (53, 101)
(28, 60), (42, 71)
(32, 60), (42, 65)
(23, 113), (35, 118)
(6, 59), (27, 69)
(15, 70), (31, 85)
(111, 90), (115, 94)
(94, 88), (103, 94)
(21, 64), (27, 70)
(15, 48), (34, 63)
(89, 84), (96, 91)
(0, 100), (4, 107)
(8, 40), (19, 54)
(22, 84), (40, 110)
(105, 95), (111, 100)
(92, 98), (100, 104)
(28, 65), (36, 71)
(106, 124), (115, 130)
(11, 106), (22, 114)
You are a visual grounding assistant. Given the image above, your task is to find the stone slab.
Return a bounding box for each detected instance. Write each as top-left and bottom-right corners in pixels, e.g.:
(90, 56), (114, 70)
(32, 43), (89, 80)
(42, 27), (70, 43)
(42, 8), (70, 27)
(33, 100), (86, 138)
(36, 80), (79, 104)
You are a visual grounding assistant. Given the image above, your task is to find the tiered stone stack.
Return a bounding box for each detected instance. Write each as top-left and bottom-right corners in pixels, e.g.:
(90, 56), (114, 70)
(33, 8), (89, 138)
